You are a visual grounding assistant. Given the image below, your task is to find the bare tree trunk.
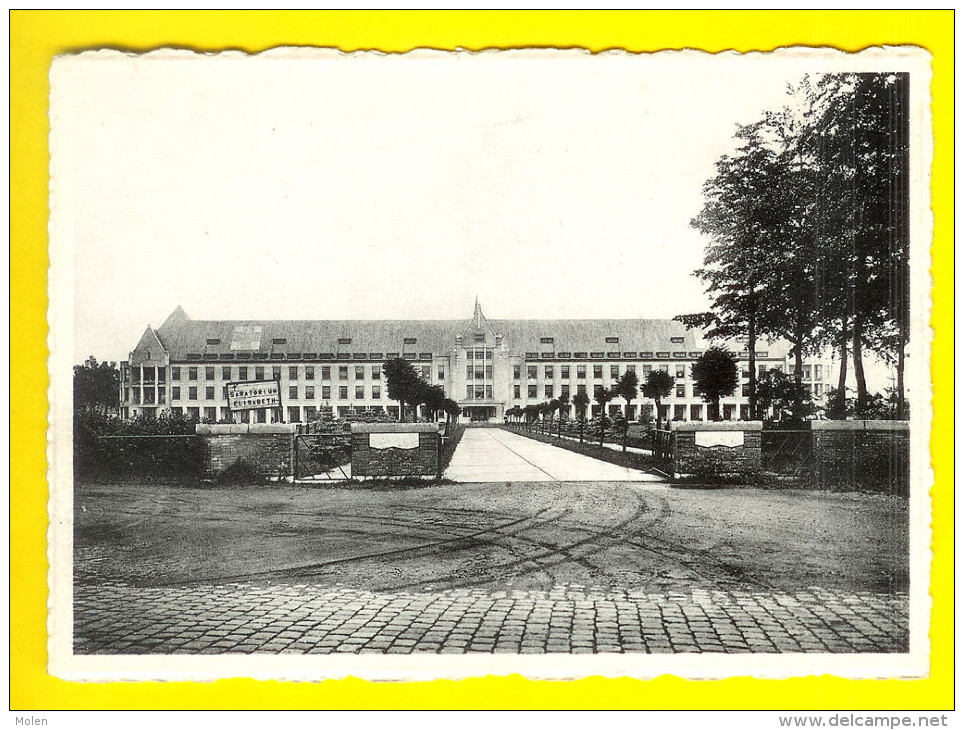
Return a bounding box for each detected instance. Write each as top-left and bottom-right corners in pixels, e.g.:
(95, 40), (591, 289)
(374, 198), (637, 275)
(853, 309), (868, 411)
(748, 289), (757, 420)
(896, 345), (906, 419)
(835, 317), (849, 418)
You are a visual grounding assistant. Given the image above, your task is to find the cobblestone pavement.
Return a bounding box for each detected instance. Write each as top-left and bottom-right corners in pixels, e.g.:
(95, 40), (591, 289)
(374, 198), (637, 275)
(75, 582), (908, 655)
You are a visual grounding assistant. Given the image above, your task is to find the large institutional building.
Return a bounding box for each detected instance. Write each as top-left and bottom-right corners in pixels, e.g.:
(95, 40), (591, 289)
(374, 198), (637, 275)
(119, 303), (831, 424)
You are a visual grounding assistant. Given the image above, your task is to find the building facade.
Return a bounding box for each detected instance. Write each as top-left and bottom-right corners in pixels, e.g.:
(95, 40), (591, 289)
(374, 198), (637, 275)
(119, 303), (831, 423)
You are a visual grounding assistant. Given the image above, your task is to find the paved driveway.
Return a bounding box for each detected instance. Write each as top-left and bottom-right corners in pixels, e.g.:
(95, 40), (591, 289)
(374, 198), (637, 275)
(445, 428), (662, 482)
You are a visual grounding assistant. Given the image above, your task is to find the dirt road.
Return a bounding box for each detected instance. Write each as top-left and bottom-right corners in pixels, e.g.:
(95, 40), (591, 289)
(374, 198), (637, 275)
(75, 481), (908, 595)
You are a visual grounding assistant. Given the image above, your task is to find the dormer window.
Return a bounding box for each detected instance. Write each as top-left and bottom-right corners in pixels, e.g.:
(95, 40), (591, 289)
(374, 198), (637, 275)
(206, 338), (221, 346)
(605, 337), (619, 344)
(338, 338), (352, 345)
(403, 337), (417, 345)
(474, 333), (485, 342)
(540, 337), (554, 344)
(272, 338), (287, 345)
(670, 336), (685, 344)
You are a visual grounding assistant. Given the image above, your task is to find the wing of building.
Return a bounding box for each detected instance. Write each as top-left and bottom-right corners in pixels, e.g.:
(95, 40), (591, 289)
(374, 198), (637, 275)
(119, 303), (832, 423)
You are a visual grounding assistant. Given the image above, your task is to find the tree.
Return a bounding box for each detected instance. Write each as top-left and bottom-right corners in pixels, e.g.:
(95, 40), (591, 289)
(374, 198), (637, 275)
(548, 398), (560, 433)
(74, 356), (119, 415)
(421, 384), (447, 421)
(756, 367), (815, 424)
(442, 398), (462, 429)
(383, 358), (421, 422)
(556, 391), (571, 436)
(594, 386), (613, 447)
(642, 369), (674, 429)
(573, 389), (590, 442)
(691, 347), (739, 420)
(612, 370), (638, 451)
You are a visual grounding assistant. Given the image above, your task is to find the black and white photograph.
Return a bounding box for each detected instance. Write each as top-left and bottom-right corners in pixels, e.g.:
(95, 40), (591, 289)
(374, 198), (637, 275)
(47, 47), (932, 681)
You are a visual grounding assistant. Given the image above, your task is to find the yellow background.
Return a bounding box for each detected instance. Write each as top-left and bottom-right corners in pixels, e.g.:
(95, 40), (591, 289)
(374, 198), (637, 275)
(11, 10), (954, 710)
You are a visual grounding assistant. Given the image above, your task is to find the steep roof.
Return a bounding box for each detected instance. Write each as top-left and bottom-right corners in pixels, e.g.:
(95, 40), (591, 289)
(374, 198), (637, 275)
(129, 326), (167, 366)
(151, 307), (790, 360)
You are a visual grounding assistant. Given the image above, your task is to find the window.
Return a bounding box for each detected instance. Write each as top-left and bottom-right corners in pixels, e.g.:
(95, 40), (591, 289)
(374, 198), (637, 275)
(205, 387), (215, 400)
(202, 366), (212, 380)
(484, 350), (493, 360)
(338, 386), (348, 399)
(218, 366), (229, 380)
(527, 366), (537, 379)
(354, 366), (364, 379)
(545, 366), (554, 379)
(189, 367), (198, 381)
(626, 365), (635, 374)
(742, 384), (750, 397)
(321, 386), (330, 400)
(421, 365), (431, 379)
(513, 365), (521, 379)
(643, 365), (652, 376)
(577, 365), (586, 379)
(593, 365), (603, 379)
(465, 385), (473, 399)
(577, 384), (587, 396)
(561, 365), (570, 378)
(188, 387), (198, 400)
(485, 385), (492, 399)
(355, 386), (364, 399)
(372, 366), (381, 380)
(514, 385), (521, 399)
(484, 365), (492, 379)
(561, 385), (570, 399)
(605, 337), (619, 344)
(272, 338), (286, 345)
(815, 383), (823, 397)
(339, 366), (348, 380)
(289, 366), (299, 380)
(803, 365), (812, 380)
(545, 385), (553, 398)
(239, 366), (248, 380)
(272, 366), (281, 381)
(157, 367), (167, 382)
(437, 366), (444, 380)
(466, 366), (474, 380)
(474, 333), (485, 342)
(475, 385), (485, 399)
(815, 364), (823, 380)
(403, 337), (417, 345)
(475, 366), (484, 380)
(288, 406), (301, 422)
(670, 336), (685, 344)
(206, 338), (221, 346)
(611, 365), (619, 379)
(305, 386), (315, 400)
(372, 385), (381, 399)
(528, 385), (537, 398)
(172, 367), (181, 380)
(659, 365), (669, 373)
(255, 366), (265, 380)
(594, 385), (604, 398)
(172, 387), (181, 400)
(338, 338), (352, 345)
(540, 337), (554, 344)
(222, 385), (229, 399)
(591, 351), (604, 359)
(676, 365), (686, 378)
(289, 386), (298, 400)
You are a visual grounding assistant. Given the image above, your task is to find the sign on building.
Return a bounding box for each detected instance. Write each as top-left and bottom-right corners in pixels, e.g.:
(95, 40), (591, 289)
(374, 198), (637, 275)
(227, 380), (281, 411)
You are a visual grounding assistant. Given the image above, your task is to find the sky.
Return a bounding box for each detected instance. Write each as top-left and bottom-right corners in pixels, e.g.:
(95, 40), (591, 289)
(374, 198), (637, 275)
(53, 49), (846, 364)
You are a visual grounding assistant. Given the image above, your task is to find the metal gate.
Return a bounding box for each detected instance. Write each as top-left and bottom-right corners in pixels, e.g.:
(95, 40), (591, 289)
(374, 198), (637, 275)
(293, 432), (351, 481)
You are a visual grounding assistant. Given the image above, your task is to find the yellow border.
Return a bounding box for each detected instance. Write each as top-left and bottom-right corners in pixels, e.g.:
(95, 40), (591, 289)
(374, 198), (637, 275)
(11, 10), (953, 710)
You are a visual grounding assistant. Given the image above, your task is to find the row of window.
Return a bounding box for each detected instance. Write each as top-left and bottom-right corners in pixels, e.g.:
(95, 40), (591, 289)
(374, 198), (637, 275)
(512, 363), (684, 381)
(163, 364), (440, 382)
(163, 384), (389, 402)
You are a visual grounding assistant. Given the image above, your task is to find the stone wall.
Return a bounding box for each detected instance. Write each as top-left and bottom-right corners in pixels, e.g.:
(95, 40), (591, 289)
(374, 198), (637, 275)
(196, 423), (298, 480)
(811, 420), (910, 495)
(351, 423), (442, 478)
(670, 421), (763, 478)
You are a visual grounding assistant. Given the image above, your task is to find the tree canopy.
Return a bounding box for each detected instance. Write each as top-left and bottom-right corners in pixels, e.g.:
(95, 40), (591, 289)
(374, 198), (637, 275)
(74, 356), (119, 415)
(687, 73), (910, 420)
(691, 347), (739, 420)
